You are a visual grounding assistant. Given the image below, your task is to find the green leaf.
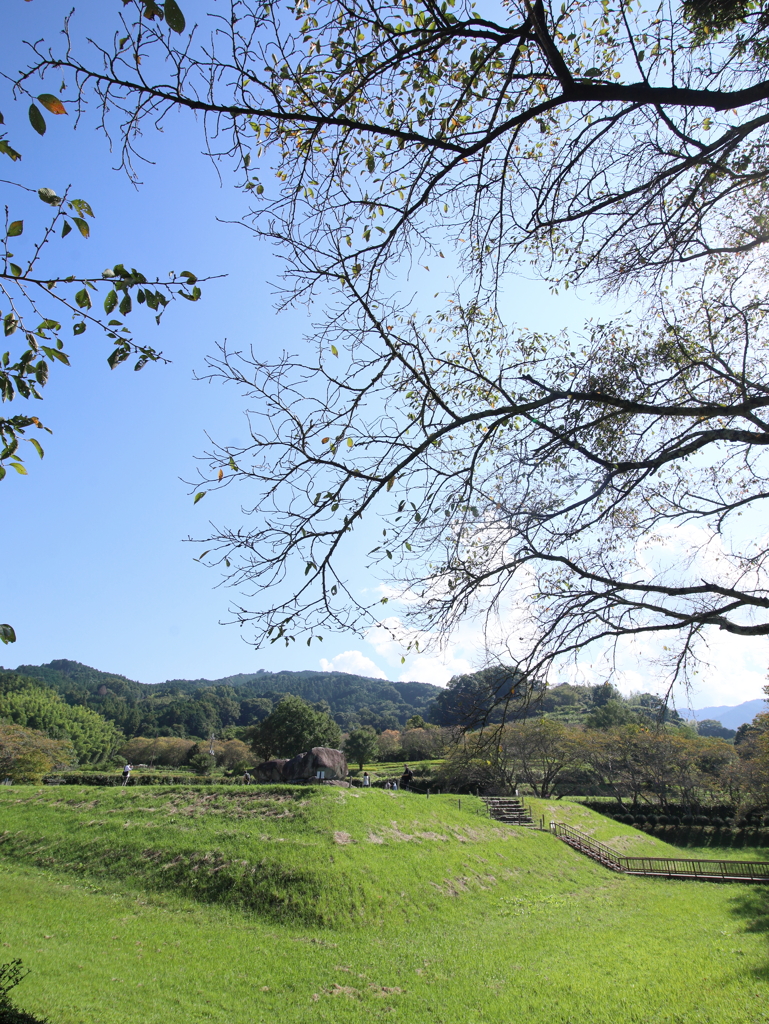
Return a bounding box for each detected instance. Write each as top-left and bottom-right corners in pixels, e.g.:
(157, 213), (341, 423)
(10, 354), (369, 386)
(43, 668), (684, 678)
(4, 314), (17, 336)
(0, 140), (21, 162)
(193, 491), (207, 504)
(9, 264), (21, 278)
(10, 462), (27, 475)
(104, 290), (118, 314)
(164, 0), (186, 32)
(7, 220), (23, 237)
(107, 347), (129, 370)
(35, 360), (48, 385)
(28, 436), (44, 459)
(73, 322), (86, 335)
(38, 187), (62, 206)
(0, 623), (16, 644)
(119, 293), (132, 315)
(70, 199), (95, 218)
(0, 466), (5, 482)
(28, 104), (46, 135)
(37, 94), (67, 116)
(330, 344), (338, 357)
(75, 288), (92, 310)
(72, 217), (90, 238)
(61, 220), (72, 238)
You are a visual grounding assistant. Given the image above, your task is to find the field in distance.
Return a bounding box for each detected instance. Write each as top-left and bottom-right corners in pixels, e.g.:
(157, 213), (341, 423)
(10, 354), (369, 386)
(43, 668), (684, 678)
(0, 786), (767, 1024)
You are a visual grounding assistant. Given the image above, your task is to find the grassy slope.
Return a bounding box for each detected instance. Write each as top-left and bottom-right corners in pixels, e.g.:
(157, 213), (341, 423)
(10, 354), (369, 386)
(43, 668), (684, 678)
(0, 787), (767, 1024)
(532, 798), (769, 862)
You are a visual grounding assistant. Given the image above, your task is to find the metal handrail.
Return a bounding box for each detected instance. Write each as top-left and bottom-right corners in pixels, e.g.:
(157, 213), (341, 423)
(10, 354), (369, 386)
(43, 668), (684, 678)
(551, 821), (769, 882)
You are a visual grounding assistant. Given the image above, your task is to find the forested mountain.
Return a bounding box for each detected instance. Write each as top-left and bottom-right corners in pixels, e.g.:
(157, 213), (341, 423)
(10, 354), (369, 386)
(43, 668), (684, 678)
(8, 660), (442, 738)
(6, 660), (753, 750)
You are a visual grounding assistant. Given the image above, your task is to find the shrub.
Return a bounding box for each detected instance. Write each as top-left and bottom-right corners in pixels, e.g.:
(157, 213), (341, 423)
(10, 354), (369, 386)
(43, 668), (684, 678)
(188, 752), (216, 776)
(0, 724), (76, 783)
(217, 739), (252, 769)
(682, 814), (694, 825)
(0, 959), (50, 1024)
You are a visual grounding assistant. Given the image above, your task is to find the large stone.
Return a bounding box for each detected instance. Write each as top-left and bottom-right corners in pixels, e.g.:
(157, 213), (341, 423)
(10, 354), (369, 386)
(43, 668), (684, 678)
(281, 746), (348, 782)
(255, 759), (288, 782)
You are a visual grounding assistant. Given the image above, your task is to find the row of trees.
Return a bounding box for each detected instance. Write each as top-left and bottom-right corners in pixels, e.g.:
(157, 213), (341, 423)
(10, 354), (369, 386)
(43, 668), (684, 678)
(438, 713), (769, 811)
(119, 735), (252, 773)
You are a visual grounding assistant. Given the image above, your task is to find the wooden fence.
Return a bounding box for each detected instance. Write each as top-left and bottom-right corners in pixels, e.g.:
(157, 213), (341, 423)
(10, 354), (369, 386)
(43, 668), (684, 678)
(551, 821), (769, 883)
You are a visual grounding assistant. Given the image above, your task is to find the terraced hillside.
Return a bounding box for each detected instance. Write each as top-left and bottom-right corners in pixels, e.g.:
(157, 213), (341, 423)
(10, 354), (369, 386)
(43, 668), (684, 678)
(0, 787), (767, 1024)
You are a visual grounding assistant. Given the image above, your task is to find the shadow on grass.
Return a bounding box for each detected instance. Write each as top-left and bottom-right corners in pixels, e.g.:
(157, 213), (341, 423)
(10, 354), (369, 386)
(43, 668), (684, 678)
(729, 885), (769, 983)
(731, 886), (769, 934)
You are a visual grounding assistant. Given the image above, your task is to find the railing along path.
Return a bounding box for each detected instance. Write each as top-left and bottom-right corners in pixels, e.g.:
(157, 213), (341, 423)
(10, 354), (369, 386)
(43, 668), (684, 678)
(551, 821), (769, 883)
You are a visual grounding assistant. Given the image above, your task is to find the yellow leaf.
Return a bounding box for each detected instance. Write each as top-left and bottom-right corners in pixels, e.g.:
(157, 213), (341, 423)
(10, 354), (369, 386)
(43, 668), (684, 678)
(38, 94), (67, 115)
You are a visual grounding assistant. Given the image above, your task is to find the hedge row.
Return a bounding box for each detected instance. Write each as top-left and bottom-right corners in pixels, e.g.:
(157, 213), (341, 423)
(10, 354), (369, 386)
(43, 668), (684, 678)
(42, 773), (244, 786)
(583, 800), (745, 821)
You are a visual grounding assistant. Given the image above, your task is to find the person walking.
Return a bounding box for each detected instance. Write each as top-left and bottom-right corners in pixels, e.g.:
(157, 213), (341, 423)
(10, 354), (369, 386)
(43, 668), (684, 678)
(243, 771), (251, 785)
(121, 763), (132, 787)
(401, 764), (414, 790)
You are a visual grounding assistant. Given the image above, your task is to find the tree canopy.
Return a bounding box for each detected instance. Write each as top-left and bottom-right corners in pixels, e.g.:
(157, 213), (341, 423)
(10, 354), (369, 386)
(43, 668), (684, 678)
(14, 0), (769, 692)
(249, 693), (343, 758)
(343, 725), (379, 769)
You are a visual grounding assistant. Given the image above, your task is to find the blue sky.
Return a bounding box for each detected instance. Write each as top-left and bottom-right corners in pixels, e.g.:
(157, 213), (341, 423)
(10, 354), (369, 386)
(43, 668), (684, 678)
(2, 1), (767, 709)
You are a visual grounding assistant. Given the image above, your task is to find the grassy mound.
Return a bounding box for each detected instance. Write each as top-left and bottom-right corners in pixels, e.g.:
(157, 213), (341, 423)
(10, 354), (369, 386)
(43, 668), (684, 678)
(0, 786), (604, 927)
(2, 787), (769, 1024)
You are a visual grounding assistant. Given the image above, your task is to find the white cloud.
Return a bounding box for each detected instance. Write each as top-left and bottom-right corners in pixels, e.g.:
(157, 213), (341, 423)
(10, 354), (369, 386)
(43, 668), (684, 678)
(397, 653), (474, 686)
(319, 650), (388, 679)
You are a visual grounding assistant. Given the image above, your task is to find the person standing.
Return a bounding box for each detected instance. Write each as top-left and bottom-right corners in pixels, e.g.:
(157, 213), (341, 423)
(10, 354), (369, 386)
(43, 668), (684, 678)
(243, 771), (251, 785)
(121, 763), (132, 787)
(362, 772), (371, 788)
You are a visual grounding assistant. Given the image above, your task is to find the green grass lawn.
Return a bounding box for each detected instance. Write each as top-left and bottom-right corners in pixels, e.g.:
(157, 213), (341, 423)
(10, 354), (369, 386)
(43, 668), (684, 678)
(1, 786), (768, 1024)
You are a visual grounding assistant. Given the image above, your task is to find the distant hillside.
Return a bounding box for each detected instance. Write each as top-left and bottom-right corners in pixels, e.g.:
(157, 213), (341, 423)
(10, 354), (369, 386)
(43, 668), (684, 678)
(679, 699), (767, 730)
(10, 660), (442, 738)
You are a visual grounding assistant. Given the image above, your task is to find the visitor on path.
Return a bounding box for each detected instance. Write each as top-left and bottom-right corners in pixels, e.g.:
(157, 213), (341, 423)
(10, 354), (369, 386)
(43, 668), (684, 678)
(391, 779), (398, 790)
(384, 781), (391, 790)
(401, 764), (414, 790)
(243, 771), (251, 785)
(362, 772), (370, 787)
(121, 763), (132, 787)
